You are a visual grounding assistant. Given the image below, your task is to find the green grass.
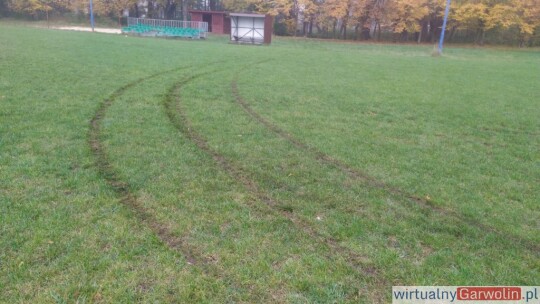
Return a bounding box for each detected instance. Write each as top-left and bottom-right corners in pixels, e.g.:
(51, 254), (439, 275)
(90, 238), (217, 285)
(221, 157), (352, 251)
(1, 24), (538, 303)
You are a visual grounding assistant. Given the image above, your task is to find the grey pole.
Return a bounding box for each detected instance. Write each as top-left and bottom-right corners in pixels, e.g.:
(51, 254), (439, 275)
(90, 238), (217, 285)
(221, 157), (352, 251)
(89, 0), (95, 32)
(438, 0), (451, 55)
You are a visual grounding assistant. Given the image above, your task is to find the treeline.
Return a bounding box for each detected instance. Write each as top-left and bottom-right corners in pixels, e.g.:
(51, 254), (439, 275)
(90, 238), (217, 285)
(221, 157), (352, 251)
(2, 0), (539, 46)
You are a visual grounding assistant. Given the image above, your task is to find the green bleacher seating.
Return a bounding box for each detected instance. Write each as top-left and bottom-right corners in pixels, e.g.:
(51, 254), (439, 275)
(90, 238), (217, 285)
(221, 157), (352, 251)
(122, 24), (202, 39)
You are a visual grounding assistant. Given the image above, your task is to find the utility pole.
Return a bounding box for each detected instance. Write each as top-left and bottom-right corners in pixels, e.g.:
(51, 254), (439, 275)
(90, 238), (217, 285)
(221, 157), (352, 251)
(89, 0), (95, 32)
(438, 0), (451, 55)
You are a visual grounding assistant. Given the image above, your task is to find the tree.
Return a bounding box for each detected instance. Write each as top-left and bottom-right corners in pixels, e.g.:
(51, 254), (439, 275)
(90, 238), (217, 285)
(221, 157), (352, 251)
(93, 0), (138, 24)
(487, 0), (540, 46)
(320, 0), (352, 38)
(9, 0), (50, 18)
(343, 0), (369, 39)
(299, 0), (320, 35)
(0, 0), (8, 16)
(364, 0), (386, 40)
(454, 2), (489, 44)
(222, 0), (261, 12)
(423, 0), (446, 43)
(8, 0), (69, 24)
(388, 0), (429, 40)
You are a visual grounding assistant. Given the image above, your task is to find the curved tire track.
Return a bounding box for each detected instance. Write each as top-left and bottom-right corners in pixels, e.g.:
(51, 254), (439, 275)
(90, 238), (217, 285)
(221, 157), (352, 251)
(89, 67), (220, 268)
(230, 76), (540, 255)
(90, 65), (294, 301)
(164, 74), (389, 302)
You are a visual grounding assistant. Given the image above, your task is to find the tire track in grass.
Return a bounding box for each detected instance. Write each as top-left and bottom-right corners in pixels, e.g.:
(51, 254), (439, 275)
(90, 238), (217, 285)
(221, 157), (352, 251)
(88, 66), (244, 280)
(90, 65), (291, 302)
(89, 67), (202, 266)
(230, 76), (540, 255)
(230, 77), (440, 209)
(164, 76), (389, 302)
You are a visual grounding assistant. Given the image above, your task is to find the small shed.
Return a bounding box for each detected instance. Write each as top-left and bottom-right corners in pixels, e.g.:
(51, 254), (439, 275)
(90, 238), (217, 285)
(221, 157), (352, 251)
(230, 13), (273, 45)
(189, 10), (230, 34)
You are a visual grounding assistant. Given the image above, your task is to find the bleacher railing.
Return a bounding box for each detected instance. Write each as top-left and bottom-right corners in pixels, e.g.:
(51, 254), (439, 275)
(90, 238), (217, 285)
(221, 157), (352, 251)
(127, 17), (208, 38)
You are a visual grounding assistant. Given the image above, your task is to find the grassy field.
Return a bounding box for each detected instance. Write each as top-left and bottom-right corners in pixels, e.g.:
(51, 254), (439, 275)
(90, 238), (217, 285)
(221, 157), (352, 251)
(0, 24), (538, 303)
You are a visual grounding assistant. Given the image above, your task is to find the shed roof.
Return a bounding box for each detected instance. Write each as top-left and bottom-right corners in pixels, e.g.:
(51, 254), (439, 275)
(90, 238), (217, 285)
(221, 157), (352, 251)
(229, 13), (266, 18)
(189, 10), (227, 15)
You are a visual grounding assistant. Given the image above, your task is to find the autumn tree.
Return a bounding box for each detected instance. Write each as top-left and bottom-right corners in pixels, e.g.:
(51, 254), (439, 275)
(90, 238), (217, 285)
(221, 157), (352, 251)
(388, 0), (429, 40)
(345, 0), (369, 39)
(320, 0), (353, 38)
(222, 0), (262, 12)
(364, 0), (391, 40)
(9, 0), (48, 18)
(419, 0), (446, 43)
(265, 0), (300, 34)
(454, 2), (489, 44)
(92, 0), (137, 24)
(487, 0), (539, 46)
(9, 0), (69, 24)
(9, 0), (44, 17)
(299, 0), (319, 35)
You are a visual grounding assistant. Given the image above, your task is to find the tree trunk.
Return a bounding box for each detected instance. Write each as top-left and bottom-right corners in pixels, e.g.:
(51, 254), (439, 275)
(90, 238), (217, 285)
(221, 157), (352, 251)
(294, 14), (298, 37)
(519, 37), (525, 48)
(480, 29), (485, 45)
(448, 26), (456, 42)
(418, 20), (429, 43)
(417, 28), (422, 43)
(182, 0), (188, 21)
(476, 28), (485, 45)
(402, 31), (408, 42)
(431, 20), (439, 43)
(293, 0), (299, 37)
(377, 22), (381, 41)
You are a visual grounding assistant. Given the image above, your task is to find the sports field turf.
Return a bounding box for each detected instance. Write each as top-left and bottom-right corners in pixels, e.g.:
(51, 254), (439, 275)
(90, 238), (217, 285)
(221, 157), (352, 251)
(0, 24), (538, 303)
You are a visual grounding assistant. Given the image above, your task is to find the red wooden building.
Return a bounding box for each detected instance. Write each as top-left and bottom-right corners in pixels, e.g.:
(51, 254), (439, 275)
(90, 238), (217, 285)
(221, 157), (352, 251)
(189, 10), (230, 34)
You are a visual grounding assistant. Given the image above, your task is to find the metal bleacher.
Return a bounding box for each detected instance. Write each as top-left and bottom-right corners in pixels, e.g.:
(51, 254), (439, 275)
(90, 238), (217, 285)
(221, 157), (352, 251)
(122, 17), (208, 39)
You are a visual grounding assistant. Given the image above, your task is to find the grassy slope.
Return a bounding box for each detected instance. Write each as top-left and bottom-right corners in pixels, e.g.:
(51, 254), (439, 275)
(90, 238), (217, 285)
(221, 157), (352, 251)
(0, 25), (538, 303)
